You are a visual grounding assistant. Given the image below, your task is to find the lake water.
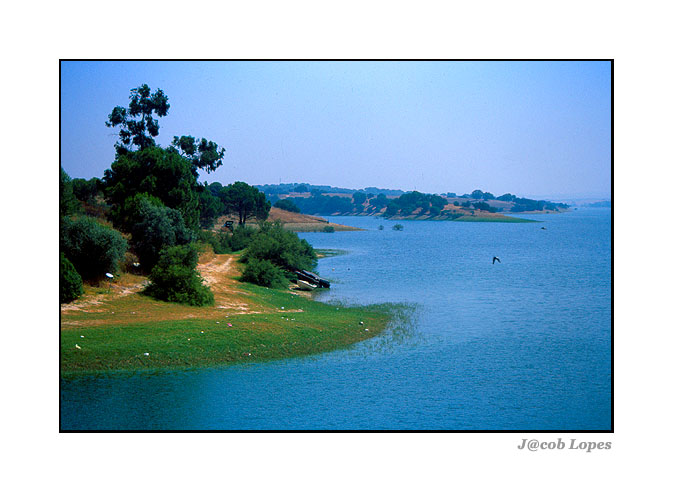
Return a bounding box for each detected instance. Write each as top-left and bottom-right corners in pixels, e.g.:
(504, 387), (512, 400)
(60, 209), (612, 430)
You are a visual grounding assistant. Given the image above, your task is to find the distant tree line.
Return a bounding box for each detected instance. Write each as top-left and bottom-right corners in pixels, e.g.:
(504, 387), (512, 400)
(383, 191), (448, 217)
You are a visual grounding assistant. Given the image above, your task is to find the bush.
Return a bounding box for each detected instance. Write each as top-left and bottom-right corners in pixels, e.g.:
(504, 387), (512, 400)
(72, 177), (102, 203)
(392, 224), (404, 231)
(60, 253), (83, 303)
(241, 221), (317, 272)
(144, 245), (214, 306)
(240, 258), (288, 288)
(60, 167), (80, 217)
(228, 226), (256, 251)
(197, 226), (255, 254)
(60, 216), (128, 282)
(129, 197), (194, 271)
(323, 226), (335, 233)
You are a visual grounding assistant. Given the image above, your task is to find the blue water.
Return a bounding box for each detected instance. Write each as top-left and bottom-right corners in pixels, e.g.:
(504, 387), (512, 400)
(60, 209), (612, 430)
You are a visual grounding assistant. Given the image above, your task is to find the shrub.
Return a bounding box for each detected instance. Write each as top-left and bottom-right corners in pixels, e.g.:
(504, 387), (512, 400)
(60, 216), (128, 282)
(144, 245), (214, 306)
(323, 226), (335, 233)
(228, 226), (256, 251)
(197, 226), (255, 254)
(72, 177), (102, 203)
(392, 224), (404, 231)
(129, 197), (194, 271)
(240, 258), (288, 288)
(60, 253), (83, 303)
(241, 221), (317, 272)
(60, 167), (80, 217)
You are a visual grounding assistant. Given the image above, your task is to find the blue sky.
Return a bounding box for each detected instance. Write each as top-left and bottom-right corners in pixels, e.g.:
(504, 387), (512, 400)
(60, 60), (611, 199)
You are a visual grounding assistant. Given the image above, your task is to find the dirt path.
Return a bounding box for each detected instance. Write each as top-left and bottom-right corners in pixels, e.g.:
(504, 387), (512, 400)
(61, 253), (265, 329)
(197, 254), (259, 312)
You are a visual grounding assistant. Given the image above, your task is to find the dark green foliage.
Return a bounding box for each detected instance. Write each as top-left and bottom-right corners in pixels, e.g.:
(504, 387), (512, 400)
(220, 181), (271, 225)
(241, 221), (317, 272)
(292, 194), (354, 215)
(323, 226), (335, 233)
(60, 167), (80, 217)
(103, 146), (201, 230)
(273, 198), (300, 213)
(106, 84), (170, 153)
(369, 193), (390, 211)
(144, 245), (214, 306)
(294, 184), (309, 193)
(113, 192), (164, 232)
(72, 177), (102, 203)
(240, 258), (288, 288)
(60, 253), (83, 303)
(129, 197), (194, 271)
(197, 226), (255, 254)
(171, 136), (226, 174)
(228, 226), (256, 251)
(470, 189), (484, 199)
(383, 191), (447, 217)
(392, 224), (404, 231)
(198, 185), (225, 229)
(385, 202), (400, 216)
(473, 201), (497, 213)
(453, 201), (460, 206)
(60, 216), (128, 282)
(352, 192), (367, 205)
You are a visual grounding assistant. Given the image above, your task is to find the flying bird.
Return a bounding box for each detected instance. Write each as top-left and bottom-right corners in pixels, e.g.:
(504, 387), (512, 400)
(492, 256), (501, 264)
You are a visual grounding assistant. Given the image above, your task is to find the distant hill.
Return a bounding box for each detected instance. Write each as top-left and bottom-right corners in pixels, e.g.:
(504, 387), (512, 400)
(256, 185), (568, 221)
(212, 207), (363, 232)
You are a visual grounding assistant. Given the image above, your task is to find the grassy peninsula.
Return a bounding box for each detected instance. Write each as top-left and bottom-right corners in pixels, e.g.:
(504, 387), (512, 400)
(61, 250), (394, 376)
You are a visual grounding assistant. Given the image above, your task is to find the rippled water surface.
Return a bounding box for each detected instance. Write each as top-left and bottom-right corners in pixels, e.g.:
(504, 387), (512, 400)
(61, 209), (612, 430)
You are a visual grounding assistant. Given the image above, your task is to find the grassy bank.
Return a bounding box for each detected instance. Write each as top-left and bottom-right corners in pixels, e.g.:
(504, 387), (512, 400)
(61, 253), (395, 376)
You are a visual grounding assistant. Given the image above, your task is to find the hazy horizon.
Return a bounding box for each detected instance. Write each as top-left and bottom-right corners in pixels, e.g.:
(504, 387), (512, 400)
(60, 60), (611, 200)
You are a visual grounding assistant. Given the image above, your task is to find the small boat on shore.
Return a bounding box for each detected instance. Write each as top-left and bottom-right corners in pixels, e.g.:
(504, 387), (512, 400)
(292, 269), (331, 288)
(296, 279), (318, 291)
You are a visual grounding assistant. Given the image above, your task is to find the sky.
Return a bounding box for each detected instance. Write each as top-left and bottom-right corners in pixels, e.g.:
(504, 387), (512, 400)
(60, 60), (611, 199)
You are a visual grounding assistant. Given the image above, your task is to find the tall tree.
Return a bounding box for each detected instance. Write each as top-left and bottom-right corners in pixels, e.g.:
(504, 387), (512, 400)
(103, 146), (201, 230)
(105, 84), (170, 153)
(171, 136), (226, 174)
(221, 182), (271, 225)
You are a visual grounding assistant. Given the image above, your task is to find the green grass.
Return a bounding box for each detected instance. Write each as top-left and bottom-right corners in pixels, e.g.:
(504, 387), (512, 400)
(315, 249), (349, 258)
(61, 282), (399, 376)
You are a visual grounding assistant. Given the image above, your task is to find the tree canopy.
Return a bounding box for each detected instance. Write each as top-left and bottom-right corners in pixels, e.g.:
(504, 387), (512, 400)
(171, 136), (226, 174)
(106, 84), (170, 153)
(220, 181), (271, 225)
(103, 146), (201, 230)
